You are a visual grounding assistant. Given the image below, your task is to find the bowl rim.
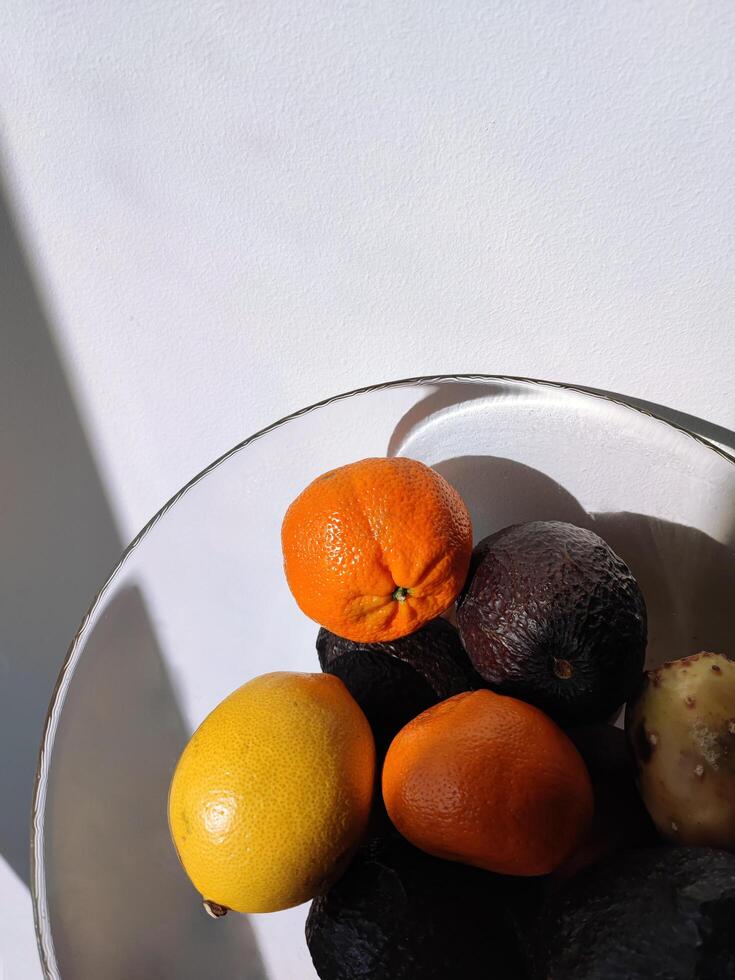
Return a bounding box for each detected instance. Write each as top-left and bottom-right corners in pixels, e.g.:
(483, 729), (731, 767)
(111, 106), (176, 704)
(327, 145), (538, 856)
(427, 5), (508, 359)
(29, 372), (735, 978)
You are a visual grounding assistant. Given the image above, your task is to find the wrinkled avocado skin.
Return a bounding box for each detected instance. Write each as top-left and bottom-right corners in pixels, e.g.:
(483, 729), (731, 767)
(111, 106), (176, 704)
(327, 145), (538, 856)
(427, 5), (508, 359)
(306, 834), (525, 980)
(317, 619), (481, 755)
(533, 846), (735, 980)
(457, 521), (647, 725)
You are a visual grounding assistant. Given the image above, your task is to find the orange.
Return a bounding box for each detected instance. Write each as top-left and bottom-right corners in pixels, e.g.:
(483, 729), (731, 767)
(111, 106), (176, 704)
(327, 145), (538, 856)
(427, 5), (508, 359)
(382, 689), (593, 876)
(281, 457), (472, 643)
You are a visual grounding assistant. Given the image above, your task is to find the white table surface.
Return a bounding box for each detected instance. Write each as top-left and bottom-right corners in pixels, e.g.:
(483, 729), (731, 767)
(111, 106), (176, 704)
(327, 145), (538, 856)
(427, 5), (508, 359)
(2, 2), (734, 976)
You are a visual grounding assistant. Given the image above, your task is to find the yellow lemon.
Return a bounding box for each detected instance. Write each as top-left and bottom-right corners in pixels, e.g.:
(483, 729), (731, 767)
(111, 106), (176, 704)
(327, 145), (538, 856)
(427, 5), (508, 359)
(168, 671), (375, 914)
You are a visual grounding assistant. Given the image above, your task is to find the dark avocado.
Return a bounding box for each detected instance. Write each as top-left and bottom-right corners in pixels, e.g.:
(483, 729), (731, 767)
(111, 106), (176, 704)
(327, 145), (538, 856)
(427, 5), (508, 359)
(317, 618), (481, 755)
(456, 521), (647, 725)
(532, 846), (735, 979)
(502, 873), (555, 980)
(306, 834), (524, 980)
(554, 725), (658, 880)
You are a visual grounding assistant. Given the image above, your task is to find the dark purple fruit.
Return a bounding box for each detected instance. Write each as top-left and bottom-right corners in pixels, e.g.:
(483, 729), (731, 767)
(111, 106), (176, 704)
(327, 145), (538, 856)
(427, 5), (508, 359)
(317, 618), (481, 755)
(532, 846), (735, 979)
(306, 834), (524, 980)
(456, 521), (647, 725)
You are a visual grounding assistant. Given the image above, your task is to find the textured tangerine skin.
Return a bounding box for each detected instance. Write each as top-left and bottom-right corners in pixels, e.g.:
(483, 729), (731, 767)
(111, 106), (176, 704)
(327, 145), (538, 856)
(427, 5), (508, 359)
(382, 689), (593, 876)
(281, 457), (473, 643)
(168, 672), (375, 913)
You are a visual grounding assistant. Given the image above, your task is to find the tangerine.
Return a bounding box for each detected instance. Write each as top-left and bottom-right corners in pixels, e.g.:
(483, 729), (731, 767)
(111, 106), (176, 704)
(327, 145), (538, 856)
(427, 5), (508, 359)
(281, 457), (472, 642)
(382, 689), (593, 876)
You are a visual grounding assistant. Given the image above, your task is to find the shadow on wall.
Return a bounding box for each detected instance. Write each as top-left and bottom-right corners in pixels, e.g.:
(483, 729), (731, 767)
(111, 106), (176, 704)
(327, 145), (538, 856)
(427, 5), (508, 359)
(0, 180), (266, 976)
(0, 180), (122, 885)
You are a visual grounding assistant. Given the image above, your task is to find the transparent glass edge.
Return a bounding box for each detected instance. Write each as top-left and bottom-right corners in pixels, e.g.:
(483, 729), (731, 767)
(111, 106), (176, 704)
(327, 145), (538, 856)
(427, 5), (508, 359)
(29, 372), (735, 977)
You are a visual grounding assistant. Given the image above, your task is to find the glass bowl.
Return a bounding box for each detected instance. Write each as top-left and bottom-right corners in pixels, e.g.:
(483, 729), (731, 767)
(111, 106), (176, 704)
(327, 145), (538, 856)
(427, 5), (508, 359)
(32, 376), (735, 979)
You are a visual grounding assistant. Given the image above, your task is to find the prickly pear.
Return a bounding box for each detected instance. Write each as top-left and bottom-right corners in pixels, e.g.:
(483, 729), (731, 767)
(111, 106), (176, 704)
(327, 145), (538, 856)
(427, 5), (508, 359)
(626, 651), (735, 850)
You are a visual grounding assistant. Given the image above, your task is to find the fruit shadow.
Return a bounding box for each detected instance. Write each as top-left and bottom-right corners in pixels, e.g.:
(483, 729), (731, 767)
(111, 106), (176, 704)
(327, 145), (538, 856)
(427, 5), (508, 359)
(591, 513), (735, 668)
(44, 585), (268, 980)
(433, 456), (735, 669)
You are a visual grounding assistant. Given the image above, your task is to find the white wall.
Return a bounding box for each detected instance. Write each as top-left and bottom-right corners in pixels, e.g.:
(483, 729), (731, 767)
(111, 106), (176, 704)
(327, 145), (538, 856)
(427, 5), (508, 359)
(3, 0), (734, 543)
(1, 2), (734, 976)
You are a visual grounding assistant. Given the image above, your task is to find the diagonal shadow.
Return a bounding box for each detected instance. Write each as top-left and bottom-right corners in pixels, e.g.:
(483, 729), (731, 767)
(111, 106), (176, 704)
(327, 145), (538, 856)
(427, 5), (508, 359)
(0, 178), (266, 975)
(0, 179), (122, 885)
